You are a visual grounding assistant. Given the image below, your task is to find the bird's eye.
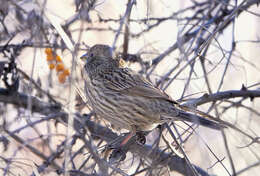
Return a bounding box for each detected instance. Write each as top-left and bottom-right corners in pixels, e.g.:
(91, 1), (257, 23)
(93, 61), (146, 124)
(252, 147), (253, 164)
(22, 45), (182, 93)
(90, 53), (94, 57)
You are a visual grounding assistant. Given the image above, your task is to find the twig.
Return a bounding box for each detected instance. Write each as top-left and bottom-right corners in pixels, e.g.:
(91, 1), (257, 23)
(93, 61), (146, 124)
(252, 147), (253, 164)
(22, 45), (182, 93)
(183, 89), (260, 106)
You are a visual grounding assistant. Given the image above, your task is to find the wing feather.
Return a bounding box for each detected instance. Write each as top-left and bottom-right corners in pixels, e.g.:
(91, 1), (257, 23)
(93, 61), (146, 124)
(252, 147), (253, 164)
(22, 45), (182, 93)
(101, 68), (178, 104)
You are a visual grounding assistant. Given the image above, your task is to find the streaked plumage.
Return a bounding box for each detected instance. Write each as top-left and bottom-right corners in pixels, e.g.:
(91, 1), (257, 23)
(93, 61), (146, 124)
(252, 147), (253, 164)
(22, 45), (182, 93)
(81, 44), (223, 134)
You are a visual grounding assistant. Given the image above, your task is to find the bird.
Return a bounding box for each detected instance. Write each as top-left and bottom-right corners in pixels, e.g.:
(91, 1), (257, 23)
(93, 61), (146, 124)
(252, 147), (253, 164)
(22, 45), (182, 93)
(81, 44), (224, 146)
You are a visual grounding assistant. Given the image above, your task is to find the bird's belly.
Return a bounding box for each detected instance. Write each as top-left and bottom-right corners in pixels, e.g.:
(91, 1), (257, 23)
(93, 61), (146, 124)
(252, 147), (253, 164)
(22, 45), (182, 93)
(86, 84), (160, 131)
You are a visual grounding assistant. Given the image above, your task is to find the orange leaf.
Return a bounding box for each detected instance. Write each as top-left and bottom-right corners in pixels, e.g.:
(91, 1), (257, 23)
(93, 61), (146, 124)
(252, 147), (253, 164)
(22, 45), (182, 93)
(49, 63), (55, 70)
(56, 63), (65, 72)
(63, 69), (70, 76)
(46, 54), (54, 61)
(58, 73), (66, 83)
(45, 48), (52, 55)
(56, 55), (62, 62)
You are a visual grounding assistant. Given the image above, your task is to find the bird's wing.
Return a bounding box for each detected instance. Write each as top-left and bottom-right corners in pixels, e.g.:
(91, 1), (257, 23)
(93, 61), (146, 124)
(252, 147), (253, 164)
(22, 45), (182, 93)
(101, 68), (178, 104)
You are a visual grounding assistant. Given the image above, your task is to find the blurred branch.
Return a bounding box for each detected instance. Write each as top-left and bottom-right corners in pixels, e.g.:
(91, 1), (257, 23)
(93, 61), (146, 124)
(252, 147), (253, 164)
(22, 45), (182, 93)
(0, 88), (61, 115)
(111, 0), (136, 50)
(149, 0), (259, 73)
(0, 88), (205, 175)
(183, 89), (260, 106)
(1, 0), (260, 175)
(1, 87), (260, 175)
(122, 0), (134, 60)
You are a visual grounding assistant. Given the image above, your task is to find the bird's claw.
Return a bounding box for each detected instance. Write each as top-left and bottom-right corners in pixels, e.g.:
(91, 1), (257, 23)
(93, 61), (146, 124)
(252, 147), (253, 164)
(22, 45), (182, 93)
(135, 132), (146, 145)
(109, 148), (127, 163)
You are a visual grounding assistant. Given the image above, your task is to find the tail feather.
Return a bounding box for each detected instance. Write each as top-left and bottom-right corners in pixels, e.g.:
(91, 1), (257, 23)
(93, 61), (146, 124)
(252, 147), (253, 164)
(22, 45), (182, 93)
(178, 111), (225, 130)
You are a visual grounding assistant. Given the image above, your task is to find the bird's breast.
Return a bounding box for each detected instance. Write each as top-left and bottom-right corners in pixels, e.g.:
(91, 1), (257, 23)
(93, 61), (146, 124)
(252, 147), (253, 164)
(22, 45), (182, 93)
(85, 78), (166, 131)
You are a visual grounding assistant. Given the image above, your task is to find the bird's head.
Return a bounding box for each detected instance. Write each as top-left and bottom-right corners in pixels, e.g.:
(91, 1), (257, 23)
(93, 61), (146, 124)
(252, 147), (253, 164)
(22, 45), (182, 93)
(81, 44), (113, 59)
(81, 44), (119, 77)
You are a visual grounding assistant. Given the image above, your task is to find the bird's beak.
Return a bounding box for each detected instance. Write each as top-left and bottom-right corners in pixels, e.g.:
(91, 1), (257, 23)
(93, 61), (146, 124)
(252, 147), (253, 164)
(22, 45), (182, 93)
(80, 53), (88, 61)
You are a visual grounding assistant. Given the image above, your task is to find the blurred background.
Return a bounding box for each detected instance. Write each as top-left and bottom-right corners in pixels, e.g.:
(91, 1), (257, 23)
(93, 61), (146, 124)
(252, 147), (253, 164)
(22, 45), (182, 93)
(0, 0), (260, 175)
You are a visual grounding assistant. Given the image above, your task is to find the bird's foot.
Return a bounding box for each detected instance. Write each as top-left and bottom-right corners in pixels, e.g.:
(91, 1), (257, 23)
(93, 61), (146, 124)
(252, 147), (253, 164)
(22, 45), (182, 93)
(104, 133), (133, 163)
(105, 131), (147, 163)
(135, 132), (146, 145)
(109, 148), (127, 163)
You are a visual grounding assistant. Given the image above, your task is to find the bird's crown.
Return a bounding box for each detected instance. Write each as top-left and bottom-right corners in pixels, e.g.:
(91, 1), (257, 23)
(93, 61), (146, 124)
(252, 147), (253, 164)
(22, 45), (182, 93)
(81, 44), (113, 60)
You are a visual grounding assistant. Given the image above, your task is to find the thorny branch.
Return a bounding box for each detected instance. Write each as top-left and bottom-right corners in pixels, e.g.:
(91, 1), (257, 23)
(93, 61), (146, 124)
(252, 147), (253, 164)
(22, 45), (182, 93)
(1, 0), (260, 176)
(0, 88), (260, 175)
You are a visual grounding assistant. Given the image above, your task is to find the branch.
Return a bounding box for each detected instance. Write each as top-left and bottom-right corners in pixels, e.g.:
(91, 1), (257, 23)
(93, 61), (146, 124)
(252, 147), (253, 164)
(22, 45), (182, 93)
(0, 88), (209, 175)
(183, 89), (260, 106)
(0, 88), (61, 115)
(1, 88), (260, 175)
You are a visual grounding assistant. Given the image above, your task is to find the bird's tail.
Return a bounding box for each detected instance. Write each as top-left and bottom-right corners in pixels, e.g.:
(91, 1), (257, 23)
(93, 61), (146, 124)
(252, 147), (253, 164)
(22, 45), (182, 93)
(177, 110), (225, 130)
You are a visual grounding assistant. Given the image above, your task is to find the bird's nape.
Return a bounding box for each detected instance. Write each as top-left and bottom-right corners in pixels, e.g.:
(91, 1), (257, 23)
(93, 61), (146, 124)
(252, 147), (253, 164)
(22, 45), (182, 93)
(88, 44), (113, 58)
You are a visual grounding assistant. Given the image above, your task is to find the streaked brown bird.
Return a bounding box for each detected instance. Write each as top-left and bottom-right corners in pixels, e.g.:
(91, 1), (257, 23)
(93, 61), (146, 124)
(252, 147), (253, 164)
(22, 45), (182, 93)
(81, 44), (224, 145)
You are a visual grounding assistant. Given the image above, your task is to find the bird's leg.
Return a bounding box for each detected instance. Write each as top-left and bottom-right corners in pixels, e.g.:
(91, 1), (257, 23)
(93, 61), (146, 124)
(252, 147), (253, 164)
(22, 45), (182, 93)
(135, 131), (147, 145)
(109, 147), (127, 163)
(108, 127), (136, 163)
(120, 127), (136, 147)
